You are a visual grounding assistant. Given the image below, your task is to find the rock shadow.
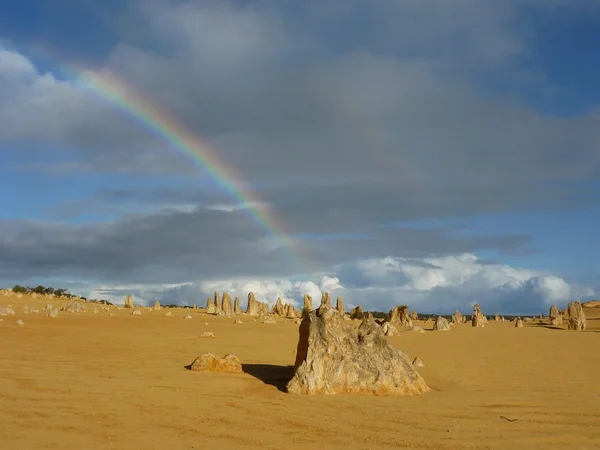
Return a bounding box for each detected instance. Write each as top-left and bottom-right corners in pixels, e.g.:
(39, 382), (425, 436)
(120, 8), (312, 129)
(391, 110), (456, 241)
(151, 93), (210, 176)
(242, 364), (294, 393)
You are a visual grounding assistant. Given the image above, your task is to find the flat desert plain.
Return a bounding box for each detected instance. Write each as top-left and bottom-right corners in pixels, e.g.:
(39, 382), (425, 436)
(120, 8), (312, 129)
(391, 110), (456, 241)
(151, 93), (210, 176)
(1, 294), (599, 450)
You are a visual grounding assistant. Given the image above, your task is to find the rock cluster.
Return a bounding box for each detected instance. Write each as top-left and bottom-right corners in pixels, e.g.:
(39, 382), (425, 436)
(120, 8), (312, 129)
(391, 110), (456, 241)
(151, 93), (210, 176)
(287, 306), (429, 396)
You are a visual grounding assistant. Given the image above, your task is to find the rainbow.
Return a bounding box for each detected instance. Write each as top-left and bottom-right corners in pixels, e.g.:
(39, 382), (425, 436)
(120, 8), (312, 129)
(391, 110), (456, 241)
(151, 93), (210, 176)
(12, 41), (306, 271)
(75, 69), (303, 270)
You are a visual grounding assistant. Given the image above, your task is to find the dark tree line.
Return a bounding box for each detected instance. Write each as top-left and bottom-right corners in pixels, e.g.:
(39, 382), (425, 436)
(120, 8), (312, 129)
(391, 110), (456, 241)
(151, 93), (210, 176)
(12, 285), (73, 297)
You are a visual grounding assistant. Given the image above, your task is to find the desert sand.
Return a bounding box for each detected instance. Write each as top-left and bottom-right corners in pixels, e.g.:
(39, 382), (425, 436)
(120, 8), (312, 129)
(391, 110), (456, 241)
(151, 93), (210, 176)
(1, 292), (599, 450)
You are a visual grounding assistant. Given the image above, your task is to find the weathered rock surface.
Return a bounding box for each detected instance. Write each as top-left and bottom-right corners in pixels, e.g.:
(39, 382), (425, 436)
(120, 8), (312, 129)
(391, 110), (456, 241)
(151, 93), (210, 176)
(568, 301), (586, 331)
(0, 305), (15, 316)
(62, 300), (88, 313)
(433, 316), (451, 331)
(273, 297), (285, 316)
(46, 308), (59, 318)
(302, 294), (313, 316)
(287, 306), (429, 396)
(349, 306), (364, 320)
(452, 310), (463, 324)
(183, 315), (192, 320)
(131, 309), (142, 316)
(410, 310), (418, 321)
(221, 292), (233, 316)
(515, 317), (524, 328)
(549, 305), (563, 325)
(320, 292), (331, 308)
(246, 292), (268, 316)
(214, 292), (222, 314)
(206, 297), (216, 314)
(381, 322), (399, 336)
(412, 357), (425, 368)
(389, 305), (412, 328)
(200, 332), (215, 338)
(187, 353), (242, 373)
(336, 296), (345, 315)
(153, 300), (161, 311)
(284, 303), (297, 319)
(471, 304), (485, 327)
(233, 297), (241, 314)
(124, 295), (134, 308)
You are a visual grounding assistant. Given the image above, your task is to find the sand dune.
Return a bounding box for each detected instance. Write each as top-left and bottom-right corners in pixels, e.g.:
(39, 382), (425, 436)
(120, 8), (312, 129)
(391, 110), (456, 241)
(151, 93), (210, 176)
(1, 293), (599, 450)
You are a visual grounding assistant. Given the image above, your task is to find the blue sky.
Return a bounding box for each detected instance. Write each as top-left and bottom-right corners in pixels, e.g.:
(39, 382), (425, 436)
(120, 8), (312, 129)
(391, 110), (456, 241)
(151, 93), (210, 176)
(0, 0), (598, 313)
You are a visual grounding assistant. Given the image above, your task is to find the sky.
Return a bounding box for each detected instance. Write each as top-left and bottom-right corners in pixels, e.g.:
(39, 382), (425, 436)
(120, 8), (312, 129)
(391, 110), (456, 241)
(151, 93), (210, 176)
(0, 0), (599, 314)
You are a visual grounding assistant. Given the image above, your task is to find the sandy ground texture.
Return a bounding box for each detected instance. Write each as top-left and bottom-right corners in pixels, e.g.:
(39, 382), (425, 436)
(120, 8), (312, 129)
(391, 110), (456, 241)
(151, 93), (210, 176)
(1, 293), (599, 450)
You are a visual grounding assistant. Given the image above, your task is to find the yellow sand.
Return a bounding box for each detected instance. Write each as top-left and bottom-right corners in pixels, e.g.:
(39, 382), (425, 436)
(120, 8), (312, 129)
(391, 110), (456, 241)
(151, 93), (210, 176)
(1, 293), (599, 450)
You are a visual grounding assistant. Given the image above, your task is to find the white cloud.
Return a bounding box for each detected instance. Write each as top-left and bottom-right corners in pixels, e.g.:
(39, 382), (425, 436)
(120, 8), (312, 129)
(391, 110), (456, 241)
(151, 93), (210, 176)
(70, 253), (594, 314)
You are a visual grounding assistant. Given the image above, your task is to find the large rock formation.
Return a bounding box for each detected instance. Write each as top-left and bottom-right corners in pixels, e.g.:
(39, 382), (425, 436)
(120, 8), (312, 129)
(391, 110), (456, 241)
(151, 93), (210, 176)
(153, 300), (161, 311)
(284, 303), (297, 319)
(302, 294), (313, 316)
(273, 297), (285, 316)
(410, 310), (418, 321)
(350, 306), (364, 320)
(214, 292), (222, 314)
(515, 317), (524, 328)
(124, 295), (134, 308)
(451, 310), (463, 324)
(206, 297), (216, 314)
(233, 297), (241, 314)
(567, 301), (586, 331)
(222, 292), (233, 316)
(320, 292), (331, 308)
(389, 305), (412, 328)
(549, 305), (563, 325)
(471, 304), (485, 327)
(186, 353), (242, 373)
(287, 306), (429, 396)
(336, 296), (345, 315)
(246, 292), (260, 316)
(246, 292), (269, 316)
(433, 316), (451, 331)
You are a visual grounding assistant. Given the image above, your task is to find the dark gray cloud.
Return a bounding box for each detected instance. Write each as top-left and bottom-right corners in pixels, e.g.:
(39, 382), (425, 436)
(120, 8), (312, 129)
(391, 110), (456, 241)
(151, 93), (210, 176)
(0, 205), (534, 284)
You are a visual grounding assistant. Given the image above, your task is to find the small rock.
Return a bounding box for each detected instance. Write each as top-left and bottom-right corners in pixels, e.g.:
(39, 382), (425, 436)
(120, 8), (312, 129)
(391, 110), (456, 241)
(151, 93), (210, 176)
(234, 319), (243, 324)
(183, 315), (193, 320)
(165, 311), (173, 317)
(131, 309), (142, 316)
(412, 357), (425, 367)
(47, 308), (59, 318)
(187, 353), (242, 373)
(15, 320), (24, 326)
(200, 332), (215, 338)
